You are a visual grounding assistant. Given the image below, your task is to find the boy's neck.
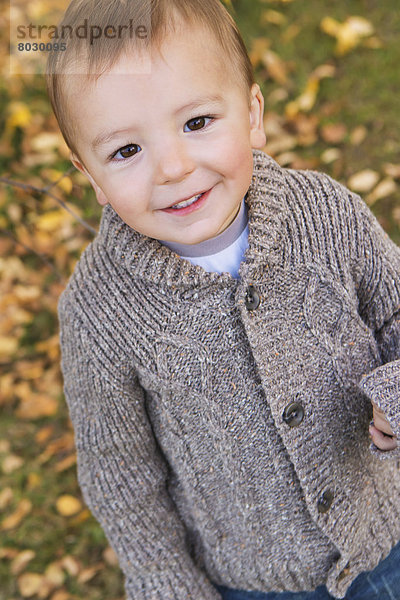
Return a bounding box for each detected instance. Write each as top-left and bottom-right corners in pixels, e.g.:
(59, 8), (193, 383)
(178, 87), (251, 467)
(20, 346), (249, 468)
(160, 199), (247, 258)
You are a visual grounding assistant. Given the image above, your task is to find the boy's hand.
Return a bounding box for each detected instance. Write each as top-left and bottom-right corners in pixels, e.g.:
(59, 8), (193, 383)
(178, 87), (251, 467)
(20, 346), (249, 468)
(369, 402), (398, 451)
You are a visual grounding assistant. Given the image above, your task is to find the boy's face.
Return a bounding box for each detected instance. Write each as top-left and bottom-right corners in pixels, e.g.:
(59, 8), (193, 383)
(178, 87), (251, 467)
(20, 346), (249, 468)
(70, 26), (266, 244)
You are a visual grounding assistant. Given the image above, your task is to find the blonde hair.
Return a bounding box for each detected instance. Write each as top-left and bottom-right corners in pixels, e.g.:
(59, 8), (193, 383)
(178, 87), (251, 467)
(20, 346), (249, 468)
(46, 0), (255, 158)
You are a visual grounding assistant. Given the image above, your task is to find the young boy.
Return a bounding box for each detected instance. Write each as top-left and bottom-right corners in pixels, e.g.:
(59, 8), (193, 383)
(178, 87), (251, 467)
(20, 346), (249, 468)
(47, 1), (400, 598)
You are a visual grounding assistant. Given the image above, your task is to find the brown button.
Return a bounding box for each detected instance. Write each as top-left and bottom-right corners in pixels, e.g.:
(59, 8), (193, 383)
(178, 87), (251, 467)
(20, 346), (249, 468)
(317, 489), (334, 514)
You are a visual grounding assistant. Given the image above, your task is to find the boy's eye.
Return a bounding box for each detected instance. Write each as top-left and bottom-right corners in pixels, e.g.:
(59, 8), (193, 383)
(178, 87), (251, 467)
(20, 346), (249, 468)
(184, 116), (212, 132)
(112, 144), (141, 160)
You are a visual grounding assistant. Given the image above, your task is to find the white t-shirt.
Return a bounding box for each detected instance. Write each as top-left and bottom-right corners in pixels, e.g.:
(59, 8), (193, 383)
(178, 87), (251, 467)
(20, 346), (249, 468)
(160, 200), (249, 279)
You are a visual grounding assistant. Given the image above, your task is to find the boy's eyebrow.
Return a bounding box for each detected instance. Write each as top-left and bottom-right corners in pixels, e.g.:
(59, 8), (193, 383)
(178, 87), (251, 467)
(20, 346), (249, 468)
(91, 94), (225, 151)
(92, 127), (136, 151)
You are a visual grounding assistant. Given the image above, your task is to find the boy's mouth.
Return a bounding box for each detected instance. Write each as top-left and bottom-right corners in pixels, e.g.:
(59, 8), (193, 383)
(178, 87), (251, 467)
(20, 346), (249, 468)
(162, 189), (210, 215)
(170, 193), (203, 209)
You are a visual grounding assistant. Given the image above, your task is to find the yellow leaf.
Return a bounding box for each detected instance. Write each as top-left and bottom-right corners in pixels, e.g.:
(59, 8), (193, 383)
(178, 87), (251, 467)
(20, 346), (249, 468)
(1, 499), (32, 531)
(366, 178), (397, 205)
(0, 487), (13, 510)
(44, 562), (65, 586)
(285, 77), (320, 118)
(321, 15), (374, 56)
(262, 10), (286, 25)
(11, 550), (36, 575)
(14, 285), (41, 303)
(16, 393), (59, 420)
(18, 572), (44, 597)
(348, 169), (380, 193)
(0, 337), (18, 359)
(262, 50), (289, 85)
(249, 37), (271, 68)
(6, 102), (32, 132)
(2, 454), (24, 474)
(36, 210), (72, 233)
(56, 495), (82, 517)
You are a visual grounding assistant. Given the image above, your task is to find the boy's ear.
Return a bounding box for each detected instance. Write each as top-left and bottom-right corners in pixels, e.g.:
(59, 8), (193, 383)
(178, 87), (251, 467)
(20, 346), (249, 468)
(249, 83), (267, 150)
(70, 153), (109, 206)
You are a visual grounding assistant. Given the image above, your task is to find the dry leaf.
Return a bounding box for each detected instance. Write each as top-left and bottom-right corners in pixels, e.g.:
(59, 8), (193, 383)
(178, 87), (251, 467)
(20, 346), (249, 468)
(262, 50), (289, 85)
(77, 564), (103, 584)
(366, 178), (397, 205)
(383, 163), (400, 179)
(320, 123), (347, 144)
(60, 555), (80, 577)
(56, 495), (82, 517)
(0, 487), (13, 510)
(0, 439), (11, 453)
(11, 550), (36, 575)
(0, 336), (18, 358)
(321, 16), (374, 56)
(348, 169), (380, 193)
(350, 125), (368, 146)
(2, 454), (24, 474)
(16, 393), (59, 420)
(103, 546), (119, 566)
(262, 9), (286, 25)
(5, 102), (32, 132)
(321, 148), (342, 164)
(44, 562), (65, 587)
(285, 77), (320, 118)
(18, 572), (44, 597)
(249, 37), (271, 68)
(1, 499), (32, 530)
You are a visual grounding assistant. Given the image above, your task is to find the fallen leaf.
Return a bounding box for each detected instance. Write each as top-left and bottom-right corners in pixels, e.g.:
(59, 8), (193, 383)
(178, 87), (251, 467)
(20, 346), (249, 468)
(18, 572), (44, 597)
(56, 495), (82, 517)
(60, 555), (80, 577)
(321, 15), (374, 56)
(321, 148), (342, 164)
(249, 37), (271, 68)
(44, 562), (65, 587)
(320, 123), (347, 144)
(0, 487), (13, 510)
(16, 393), (59, 420)
(350, 125), (368, 146)
(103, 546), (119, 566)
(262, 49), (289, 85)
(348, 169), (380, 193)
(383, 163), (400, 179)
(5, 102), (32, 132)
(11, 550), (36, 575)
(0, 547), (19, 559)
(2, 454), (24, 474)
(285, 77), (320, 118)
(262, 9), (286, 25)
(0, 336), (18, 358)
(77, 564), (103, 584)
(366, 178), (397, 205)
(0, 439), (11, 453)
(1, 499), (32, 530)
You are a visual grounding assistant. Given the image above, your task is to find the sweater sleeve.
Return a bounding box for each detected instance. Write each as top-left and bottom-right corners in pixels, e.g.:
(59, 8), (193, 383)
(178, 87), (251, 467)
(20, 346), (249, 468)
(349, 193), (400, 458)
(59, 303), (221, 600)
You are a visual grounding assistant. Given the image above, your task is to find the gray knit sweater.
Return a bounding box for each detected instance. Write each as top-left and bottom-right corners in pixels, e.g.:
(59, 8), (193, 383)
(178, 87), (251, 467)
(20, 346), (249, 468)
(59, 151), (400, 600)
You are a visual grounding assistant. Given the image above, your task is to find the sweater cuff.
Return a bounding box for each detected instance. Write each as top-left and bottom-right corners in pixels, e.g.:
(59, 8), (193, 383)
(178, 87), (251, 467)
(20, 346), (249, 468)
(360, 360), (400, 459)
(124, 557), (222, 600)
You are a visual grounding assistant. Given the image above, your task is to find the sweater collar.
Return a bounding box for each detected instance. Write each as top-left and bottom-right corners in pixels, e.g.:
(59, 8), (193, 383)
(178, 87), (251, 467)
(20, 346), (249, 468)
(98, 150), (287, 289)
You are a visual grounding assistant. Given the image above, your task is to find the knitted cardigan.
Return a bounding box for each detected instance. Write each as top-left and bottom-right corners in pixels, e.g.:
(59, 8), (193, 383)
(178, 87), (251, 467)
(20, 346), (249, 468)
(59, 151), (400, 600)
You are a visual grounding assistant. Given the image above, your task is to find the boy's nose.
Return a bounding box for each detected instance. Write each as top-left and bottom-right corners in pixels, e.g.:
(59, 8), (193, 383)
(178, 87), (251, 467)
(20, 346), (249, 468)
(155, 140), (195, 184)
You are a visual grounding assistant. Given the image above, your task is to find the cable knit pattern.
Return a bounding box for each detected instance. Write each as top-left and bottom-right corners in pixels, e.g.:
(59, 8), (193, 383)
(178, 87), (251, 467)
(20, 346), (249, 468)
(59, 151), (400, 600)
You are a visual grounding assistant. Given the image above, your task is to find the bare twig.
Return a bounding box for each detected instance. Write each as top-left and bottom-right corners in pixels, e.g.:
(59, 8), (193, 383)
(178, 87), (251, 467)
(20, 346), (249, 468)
(0, 175), (98, 236)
